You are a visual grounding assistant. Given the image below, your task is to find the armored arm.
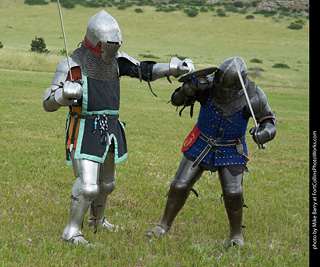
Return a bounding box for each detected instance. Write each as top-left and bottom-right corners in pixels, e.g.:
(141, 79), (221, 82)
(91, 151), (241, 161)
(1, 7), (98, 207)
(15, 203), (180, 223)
(117, 52), (194, 81)
(171, 74), (214, 106)
(247, 87), (277, 145)
(43, 58), (83, 112)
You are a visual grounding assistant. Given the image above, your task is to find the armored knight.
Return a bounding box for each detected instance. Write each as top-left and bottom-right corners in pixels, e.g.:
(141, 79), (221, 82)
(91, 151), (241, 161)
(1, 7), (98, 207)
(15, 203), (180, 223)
(43, 10), (194, 245)
(147, 57), (277, 246)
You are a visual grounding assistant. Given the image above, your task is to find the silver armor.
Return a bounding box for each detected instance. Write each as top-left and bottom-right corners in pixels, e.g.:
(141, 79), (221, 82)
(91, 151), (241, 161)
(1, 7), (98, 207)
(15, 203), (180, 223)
(85, 10), (122, 64)
(44, 9), (195, 245)
(117, 51), (194, 81)
(43, 57), (81, 112)
(151, 57), (194, 80)
(62, 151), (117, 244)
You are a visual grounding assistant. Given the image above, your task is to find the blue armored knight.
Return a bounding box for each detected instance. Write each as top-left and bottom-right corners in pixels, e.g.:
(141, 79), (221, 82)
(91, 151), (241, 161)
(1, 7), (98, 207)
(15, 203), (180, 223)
(147, 57), (277, 247)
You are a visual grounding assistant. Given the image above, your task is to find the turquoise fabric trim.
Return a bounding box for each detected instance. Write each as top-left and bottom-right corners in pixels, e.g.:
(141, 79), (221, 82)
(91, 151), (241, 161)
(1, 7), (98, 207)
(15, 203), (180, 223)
(109, 133), (127, 164)
(73, 131), (127, 164)
(82, 75), (88, 113)
(84, 110), (119, 116)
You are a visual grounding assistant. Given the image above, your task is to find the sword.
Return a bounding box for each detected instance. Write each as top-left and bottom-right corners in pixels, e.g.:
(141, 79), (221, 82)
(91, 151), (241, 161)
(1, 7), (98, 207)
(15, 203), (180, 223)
(234, 59), (265, 150)
(57, 0), (73, 81)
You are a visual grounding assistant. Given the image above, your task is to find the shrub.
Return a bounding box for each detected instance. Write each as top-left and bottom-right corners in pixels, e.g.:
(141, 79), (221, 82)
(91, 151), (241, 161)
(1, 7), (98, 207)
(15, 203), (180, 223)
(30, 36), (50, 54)
(200, 7), (208, 13)
(288, 20), (305, 30)
(250, 58), (263, 64)
(184, 8), (199, 17)
(253, 10), (277, 17)
(0, 41), (3, 49)
(138, 54), (160, 59)
(134, 8), (143, 13)
(217, 9), (227, 17)
(246, 15), (255, 19)
(24, 0), (48, 5)
(166, 54), (188, 60)
(272, 63), (290, 69)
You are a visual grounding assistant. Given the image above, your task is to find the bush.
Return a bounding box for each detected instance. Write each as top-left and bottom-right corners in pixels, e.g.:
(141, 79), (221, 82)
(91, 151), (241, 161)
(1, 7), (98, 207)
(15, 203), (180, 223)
(216, 9), (227, 17)
(24, 0), (48, 5)
(30, 36), (50, 54)
(250, 58), (263, 64)
(138, 54), (159, 59)
(184, 8), (199, 17)
(253, 10), (277, 17)
(58, 0), (75, 9)
(0, 41), (3, 49)
(134, 8), (143, 13)
(272, 63), (290, 69)
(246, 15), (255, 19)
(288, 20), (305, 30)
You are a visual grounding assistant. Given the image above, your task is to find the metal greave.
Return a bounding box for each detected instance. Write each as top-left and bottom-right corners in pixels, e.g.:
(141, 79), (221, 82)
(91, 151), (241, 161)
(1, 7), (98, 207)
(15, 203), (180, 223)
(219, 167), (244, 244)
(158, 156), (204, 231)
(62, 195), (90, 241)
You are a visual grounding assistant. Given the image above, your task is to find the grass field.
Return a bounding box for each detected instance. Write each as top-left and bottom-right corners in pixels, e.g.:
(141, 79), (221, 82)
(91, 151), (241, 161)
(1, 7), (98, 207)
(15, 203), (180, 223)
(0, 0), (309, 266)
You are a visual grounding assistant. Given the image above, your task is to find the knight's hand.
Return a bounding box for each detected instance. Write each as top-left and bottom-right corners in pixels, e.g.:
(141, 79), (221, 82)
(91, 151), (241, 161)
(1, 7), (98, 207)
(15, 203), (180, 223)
(182, 82), (196, 97)
(170, 57), (195, 77)
(62, 80), (83, 100)
(249, 127), (260, 145)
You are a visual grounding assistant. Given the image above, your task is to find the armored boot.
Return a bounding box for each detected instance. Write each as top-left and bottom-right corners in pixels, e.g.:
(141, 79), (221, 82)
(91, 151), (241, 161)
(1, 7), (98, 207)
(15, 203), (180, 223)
(224, 198), (244, 247)
(62, 195), (91, 245)
(147, 190), (190, 237)
(219, 167), (244, 247)
(87, 193), (123, 232)
(148, 156), (204, 238)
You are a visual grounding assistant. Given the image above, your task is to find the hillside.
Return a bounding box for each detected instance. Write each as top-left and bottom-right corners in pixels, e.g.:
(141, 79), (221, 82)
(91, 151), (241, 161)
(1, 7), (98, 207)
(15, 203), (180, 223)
(0, 0), (310, 266)
(207, 0), (309, 15)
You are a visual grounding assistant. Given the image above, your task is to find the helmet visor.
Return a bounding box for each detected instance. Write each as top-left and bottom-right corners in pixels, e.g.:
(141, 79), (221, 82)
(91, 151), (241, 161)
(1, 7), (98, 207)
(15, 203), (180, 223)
(101, 42), (121, 64)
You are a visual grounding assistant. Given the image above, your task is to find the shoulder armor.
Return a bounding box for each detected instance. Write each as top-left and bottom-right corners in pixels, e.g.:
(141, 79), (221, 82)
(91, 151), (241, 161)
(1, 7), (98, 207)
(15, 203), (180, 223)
(51, 57), (80, 88)
(248, 86), (272, 119)
(117, 51), (140, 66)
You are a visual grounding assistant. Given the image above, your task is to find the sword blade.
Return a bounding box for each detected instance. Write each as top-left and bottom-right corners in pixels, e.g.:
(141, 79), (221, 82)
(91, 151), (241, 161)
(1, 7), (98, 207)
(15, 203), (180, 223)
(57, 0), (73, 81)
(234, 59), (264, 150)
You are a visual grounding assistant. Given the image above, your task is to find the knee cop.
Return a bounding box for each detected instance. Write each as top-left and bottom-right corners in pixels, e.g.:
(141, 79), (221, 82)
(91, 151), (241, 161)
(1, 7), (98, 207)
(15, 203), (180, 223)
(72, 177), (100, 202)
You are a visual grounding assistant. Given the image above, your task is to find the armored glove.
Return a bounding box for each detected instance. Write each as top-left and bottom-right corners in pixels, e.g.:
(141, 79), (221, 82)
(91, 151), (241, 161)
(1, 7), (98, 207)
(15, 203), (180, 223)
(151, 57), (194, 80)
(249, 122), (276, 145)
(62, 80), (83, 100)
(170, 58), (195, 77)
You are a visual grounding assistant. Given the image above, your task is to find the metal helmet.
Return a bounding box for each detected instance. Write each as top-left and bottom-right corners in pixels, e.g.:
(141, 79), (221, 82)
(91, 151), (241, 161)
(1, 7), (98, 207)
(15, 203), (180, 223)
(84, 10), (122, 64)
(212, 57), (248, 103)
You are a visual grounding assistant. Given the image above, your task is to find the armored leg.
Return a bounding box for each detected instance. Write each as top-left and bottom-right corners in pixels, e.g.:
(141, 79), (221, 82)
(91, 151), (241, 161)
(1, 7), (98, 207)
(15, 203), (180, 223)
(147, 156), (204, 237)
(87, 152), (118, 230)
(62, 153), (100, 244)
(219, 167), (244, 247)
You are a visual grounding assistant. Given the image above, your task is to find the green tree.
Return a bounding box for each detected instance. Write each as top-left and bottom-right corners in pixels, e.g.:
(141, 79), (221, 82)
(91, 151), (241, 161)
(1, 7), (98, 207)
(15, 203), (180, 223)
(30, 36), (50, 53)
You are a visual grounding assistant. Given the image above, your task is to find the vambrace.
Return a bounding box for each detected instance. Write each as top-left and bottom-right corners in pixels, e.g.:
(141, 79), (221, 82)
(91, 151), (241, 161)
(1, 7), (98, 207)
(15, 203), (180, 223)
(171, 74), (213, 114)
(250, 113), (277, 145)
(151, 57), (194, 81)
(43, 57), (79, 112)
(247, 87), (277, 145)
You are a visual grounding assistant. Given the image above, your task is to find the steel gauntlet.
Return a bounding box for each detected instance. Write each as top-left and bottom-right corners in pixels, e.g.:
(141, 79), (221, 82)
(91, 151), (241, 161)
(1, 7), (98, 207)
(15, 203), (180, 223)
(249, 115), (277, 145)
(151, 57), (194, 80)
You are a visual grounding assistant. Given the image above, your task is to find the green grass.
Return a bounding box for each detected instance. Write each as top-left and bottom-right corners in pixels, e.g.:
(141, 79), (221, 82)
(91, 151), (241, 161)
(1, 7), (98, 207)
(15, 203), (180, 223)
(0, 0), (309, 266)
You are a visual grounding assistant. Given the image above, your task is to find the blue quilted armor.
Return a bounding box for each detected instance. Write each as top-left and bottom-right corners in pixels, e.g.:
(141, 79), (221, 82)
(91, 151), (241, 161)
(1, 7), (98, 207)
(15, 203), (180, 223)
(184, 98), (249, 168)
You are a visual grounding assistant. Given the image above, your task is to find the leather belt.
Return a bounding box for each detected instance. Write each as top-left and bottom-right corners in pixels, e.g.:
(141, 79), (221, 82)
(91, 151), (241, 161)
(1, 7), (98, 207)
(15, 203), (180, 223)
(191, 133), (244, 169)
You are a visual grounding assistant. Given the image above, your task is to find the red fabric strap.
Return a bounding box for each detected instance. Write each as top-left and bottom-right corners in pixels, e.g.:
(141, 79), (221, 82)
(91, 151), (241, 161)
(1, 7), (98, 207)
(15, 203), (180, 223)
(82, 36), (103, 58)
(181, 124), (201, 153)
